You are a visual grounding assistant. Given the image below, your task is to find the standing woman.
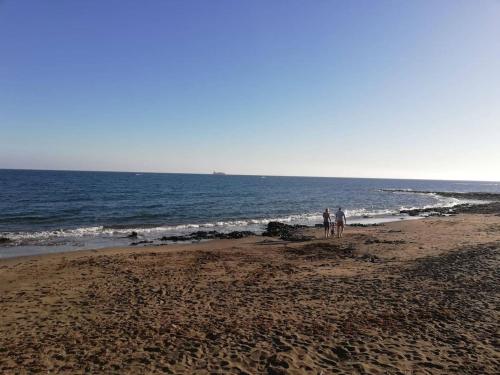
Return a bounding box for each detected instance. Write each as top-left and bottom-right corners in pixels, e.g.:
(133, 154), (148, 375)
(322, 208), (331, 239)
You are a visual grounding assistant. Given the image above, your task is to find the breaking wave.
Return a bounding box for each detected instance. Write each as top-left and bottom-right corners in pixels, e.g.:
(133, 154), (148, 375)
(0, 199), (471, 244)
(1, 188), (490, 249)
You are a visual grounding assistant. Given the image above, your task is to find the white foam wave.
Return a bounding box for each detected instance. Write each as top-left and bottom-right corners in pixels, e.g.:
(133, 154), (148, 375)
(2, 213), (322, 242)
(400, 195), (487, 211)
(2, 194), (487, 244)
(345, 208), (396, 217)
(382, 189), (490, 211)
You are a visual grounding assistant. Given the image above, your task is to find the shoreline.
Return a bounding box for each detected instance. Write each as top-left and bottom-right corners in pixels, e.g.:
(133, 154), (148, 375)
(0, 215), (420, 261)
(0, 211), (493, 261)
(1, 212), (499, 373)
(1, 200), (498, 265)
(2, 191), (499, 260)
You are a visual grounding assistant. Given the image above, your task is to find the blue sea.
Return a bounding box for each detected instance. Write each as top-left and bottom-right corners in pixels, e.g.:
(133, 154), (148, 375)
(1, 169), (498, 258)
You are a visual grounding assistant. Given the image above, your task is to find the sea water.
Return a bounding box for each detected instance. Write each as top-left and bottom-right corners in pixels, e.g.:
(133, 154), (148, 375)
(0, 169), (498, 258)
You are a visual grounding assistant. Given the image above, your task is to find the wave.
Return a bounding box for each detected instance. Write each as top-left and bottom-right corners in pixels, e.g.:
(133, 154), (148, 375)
(1, 193), (487, 245)
(381, 189), (489, 210)
(2, 214), (321, 242)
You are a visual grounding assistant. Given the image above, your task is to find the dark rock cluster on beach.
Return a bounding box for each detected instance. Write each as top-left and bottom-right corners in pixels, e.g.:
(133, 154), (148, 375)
(0, 237), (11, 245)
(400, 206), (458, 217)
(454, 201), (500, 215)
(391, 191), (500, 216)
(400, 202), (500, 217)
(384, 190), (500, 201)
(262, 222), (313, 241)
(151, 222), (314, 244)
(158, 230), (256, 243)
(122, 190), (500, 247)
(130, 240), (154, 246)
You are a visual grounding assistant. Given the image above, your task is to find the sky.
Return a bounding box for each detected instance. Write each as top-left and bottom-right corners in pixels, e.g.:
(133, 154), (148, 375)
(1, 0), (499, 181)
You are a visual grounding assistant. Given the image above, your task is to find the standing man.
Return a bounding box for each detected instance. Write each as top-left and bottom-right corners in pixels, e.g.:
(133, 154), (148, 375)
(335, 207), (347, 238)
(322, 208), (331, 239)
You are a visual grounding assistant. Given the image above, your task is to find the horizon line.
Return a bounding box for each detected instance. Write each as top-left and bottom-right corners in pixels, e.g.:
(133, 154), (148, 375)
(0, 167), (498, 183)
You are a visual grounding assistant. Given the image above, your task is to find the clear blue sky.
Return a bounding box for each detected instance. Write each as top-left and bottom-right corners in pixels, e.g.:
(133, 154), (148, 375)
(1, 0), (499, 180)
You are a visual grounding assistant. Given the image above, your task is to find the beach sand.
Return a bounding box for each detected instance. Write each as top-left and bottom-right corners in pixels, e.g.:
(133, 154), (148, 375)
(0, 213), (499, 374)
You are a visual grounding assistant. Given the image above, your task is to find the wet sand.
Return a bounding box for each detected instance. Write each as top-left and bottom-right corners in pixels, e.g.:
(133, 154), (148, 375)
(0, 213), (499, 374)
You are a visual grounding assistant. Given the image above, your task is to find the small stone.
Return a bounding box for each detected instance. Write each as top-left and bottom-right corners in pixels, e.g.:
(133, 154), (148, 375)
(127, 231), (138, 238)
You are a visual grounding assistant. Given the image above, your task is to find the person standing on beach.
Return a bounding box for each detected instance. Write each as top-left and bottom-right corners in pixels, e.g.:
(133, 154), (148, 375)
(335, 207), (347, 238)
(322, 208), (331, 239)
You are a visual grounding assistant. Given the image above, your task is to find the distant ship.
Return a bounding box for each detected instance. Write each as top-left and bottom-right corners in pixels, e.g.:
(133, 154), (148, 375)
(212, 171), (226, 175)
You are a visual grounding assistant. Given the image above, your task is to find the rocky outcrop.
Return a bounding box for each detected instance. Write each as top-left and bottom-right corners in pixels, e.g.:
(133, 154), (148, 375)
(262, 222), (312, 241)
(400, 202), (500, 216)
(383, 190), (500, 201)
(159, 230), (255, 242)
(382, 190), (500, 215)
(399, 206), (458, 216)
(130, 240), (153, 246)
(453, 201), (500, 215)
(0, 237), (11, 244)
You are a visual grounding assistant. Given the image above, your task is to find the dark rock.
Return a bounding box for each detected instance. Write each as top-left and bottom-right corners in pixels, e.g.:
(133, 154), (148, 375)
(127, 231), (138, 239)
(454, 201), (500, 215)
(263, 222), (293, 236)
(159, 235), (190, 242)
(382, 190), (500, 215)
(159, 230), (255, 242)
(262, 222), (311, 241)
(400, 205), (458, 216)
(0, 237), (11, 244)
(130, 240), (153, 246)
(191, 231), (210, 238)
(382, 189), (500, 201)
(382, 189), (500, 216)
(219, 231), (255, 239)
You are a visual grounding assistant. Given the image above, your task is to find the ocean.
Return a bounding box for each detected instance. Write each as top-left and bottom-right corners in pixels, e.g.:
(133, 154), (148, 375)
(1, 169), (498, 258)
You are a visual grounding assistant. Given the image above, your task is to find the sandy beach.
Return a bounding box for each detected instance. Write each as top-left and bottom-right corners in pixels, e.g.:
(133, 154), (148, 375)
(1, 212), (499, 374)
(2, 1), (499, 373)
